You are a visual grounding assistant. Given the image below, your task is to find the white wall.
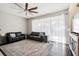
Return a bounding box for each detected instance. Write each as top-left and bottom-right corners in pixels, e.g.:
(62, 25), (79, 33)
(27, 19), (32, 34)
(0, 11), (27, 34)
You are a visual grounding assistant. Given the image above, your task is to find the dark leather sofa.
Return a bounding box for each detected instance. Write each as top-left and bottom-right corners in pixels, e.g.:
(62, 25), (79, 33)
(27, 32), (47, 42)
(6, 32), (25, 43)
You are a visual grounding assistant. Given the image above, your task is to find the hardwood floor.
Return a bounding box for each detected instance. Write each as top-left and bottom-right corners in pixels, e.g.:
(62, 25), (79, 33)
(0, 40), (73, 56)
(48, 41), (73, 56)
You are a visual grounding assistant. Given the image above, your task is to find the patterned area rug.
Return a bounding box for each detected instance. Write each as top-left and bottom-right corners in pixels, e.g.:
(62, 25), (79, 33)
(0, 39), (48, 56)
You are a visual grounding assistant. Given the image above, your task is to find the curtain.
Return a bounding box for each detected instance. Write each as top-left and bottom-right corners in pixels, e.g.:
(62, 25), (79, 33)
(49, 14), (66, 43)
(32, 14), (67, 43)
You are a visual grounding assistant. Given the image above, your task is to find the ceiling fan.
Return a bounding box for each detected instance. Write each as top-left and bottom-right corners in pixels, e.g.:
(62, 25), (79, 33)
(14, 3), (38, 15)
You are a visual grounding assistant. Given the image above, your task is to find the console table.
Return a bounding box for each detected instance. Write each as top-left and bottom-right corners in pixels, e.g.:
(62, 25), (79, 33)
(69, 32), (79, 56)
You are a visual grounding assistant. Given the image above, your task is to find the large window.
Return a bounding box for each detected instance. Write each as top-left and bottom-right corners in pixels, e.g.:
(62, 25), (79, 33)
(32, 17), (50, 35)
(72, 12), (79, 33)
(32, 14), (67, 43)
(50, 14), (66, 43)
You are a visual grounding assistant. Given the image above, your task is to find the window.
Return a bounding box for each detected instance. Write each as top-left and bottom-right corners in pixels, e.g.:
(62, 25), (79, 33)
(32, 14), (67, 43)
(32, 18), (50, 35)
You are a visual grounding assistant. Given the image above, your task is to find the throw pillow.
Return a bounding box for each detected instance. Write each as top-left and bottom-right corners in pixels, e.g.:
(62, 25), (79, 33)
(10, 34), (16, 37)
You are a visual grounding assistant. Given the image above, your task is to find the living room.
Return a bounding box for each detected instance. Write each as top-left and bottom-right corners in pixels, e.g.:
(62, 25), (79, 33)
(0, 3), (79, 56)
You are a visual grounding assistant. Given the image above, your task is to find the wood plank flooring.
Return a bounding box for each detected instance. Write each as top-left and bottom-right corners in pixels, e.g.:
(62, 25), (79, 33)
(48, 41), (73, 56)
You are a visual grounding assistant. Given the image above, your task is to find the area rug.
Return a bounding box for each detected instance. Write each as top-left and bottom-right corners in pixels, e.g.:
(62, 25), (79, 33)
(0, 39), (48, 56)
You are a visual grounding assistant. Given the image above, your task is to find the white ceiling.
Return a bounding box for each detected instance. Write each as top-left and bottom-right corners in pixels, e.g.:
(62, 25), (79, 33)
(0, 3), (70, 18)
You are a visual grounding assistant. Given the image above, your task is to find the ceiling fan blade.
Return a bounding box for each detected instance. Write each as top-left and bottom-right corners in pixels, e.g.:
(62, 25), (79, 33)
(29, 10), (38, 13)
(14, 3), (24, 9)
(28, 7), (38, 11)
(25, 3), (28, 11)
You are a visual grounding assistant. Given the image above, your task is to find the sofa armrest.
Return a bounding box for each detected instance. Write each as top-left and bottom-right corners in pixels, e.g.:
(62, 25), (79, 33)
(40, 35), (47, 38)
(40, 36), (47, 42)
(20, 34), (25, 39)
(21, 34), (25, 36)
(27, 34), (31, 39)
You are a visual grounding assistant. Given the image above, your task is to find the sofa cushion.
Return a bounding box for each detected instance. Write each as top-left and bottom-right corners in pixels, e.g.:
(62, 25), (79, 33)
(39, 32), (44, 36)
(30, 35), (40, 38)
(31, 32), (39, 36)
(10, 34), (16, 38)
(16, 32), (21, 37)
